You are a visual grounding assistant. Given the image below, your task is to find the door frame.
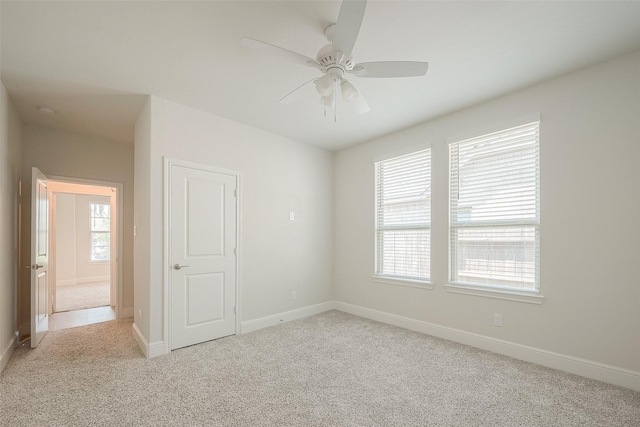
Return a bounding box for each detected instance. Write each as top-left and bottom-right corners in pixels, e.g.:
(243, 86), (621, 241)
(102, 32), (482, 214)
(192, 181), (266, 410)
(46, 175), (124, 319)
(163, 157), (242, 354)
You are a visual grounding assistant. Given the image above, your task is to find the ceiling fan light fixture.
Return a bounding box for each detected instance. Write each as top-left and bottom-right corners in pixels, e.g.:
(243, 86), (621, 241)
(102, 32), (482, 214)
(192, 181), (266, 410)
(241, 0), (429, 117)
(315, 73), (335, 97)
(321, 91), (335, 108)
(340, 80), (358, 103)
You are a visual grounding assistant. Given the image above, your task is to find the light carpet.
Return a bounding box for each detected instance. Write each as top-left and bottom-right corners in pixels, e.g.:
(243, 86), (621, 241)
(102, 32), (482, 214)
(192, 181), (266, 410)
(1, 311), (638, 426)
(55, 282), (110, 312)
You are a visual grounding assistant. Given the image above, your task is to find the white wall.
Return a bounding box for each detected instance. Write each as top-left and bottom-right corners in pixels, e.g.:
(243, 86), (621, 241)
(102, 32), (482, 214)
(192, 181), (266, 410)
(334, 52), (640, 373)
(55, 194), (110, 286)
(133, 96), (334, 348)
(55, 193), (76, 284)
(19, 126), (134, 333)
(0, 82), (22, 373)
(133, 97), (151, 343)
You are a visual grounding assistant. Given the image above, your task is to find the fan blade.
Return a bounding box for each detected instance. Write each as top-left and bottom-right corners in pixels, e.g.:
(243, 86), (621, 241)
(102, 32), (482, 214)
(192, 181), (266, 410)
(332, 0), (367, 59)
(349, 61), (429, 78)
(279, 78), (318, 105)
(352, 92), (370, 115)
(241, 37), (321, 69)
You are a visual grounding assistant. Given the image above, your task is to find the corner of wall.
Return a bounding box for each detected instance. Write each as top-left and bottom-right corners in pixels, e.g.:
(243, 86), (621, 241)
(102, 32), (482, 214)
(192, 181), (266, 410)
(0, 331), (18, 374)
(0, 80), (22, 373)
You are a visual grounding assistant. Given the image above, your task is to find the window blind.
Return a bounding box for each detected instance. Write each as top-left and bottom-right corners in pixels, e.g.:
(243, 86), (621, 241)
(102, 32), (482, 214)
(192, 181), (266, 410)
(90, 203), (111, 261)
(375, 148), (431, 281)
(450, 122), (539, 290)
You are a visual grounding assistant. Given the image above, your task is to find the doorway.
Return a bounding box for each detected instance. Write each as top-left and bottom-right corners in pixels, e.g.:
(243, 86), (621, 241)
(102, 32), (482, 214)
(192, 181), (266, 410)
(46, 179), (119, 331)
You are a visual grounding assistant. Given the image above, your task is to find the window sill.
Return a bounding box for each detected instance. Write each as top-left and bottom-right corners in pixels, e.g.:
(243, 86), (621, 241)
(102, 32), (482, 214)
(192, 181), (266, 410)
(445, 283), (544, 304)
(372, 275), (433, 290)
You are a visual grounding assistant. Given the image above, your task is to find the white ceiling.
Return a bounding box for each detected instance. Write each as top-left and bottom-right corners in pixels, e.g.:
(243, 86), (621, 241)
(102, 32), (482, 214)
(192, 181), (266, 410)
(2, 1), (639, 151)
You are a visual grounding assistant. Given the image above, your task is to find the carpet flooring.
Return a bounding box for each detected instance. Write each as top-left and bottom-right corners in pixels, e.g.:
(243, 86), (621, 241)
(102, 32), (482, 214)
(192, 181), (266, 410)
(55, 282), (110, 312)
(1, 311), (638, 426)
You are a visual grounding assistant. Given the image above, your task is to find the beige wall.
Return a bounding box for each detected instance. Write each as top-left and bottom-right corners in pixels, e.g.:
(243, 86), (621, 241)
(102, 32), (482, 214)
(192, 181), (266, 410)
(334, 52), (640, 372)
(19, 126), (134, 332)
(0, 82), (22, 373)
(134, 96), (334, 348)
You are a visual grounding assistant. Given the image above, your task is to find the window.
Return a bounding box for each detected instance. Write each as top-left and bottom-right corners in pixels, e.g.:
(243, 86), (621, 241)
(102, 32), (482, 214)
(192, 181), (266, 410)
(90, 203), (110, 261)
(449, 121), (540, 291)
(375, 149), (431, 282)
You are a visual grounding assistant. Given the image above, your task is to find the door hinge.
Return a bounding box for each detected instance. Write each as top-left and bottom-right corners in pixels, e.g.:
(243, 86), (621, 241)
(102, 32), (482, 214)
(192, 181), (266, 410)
(234, 248), (237, 255)
(233, 306), (237, 314)
(233, 189), (237, 197)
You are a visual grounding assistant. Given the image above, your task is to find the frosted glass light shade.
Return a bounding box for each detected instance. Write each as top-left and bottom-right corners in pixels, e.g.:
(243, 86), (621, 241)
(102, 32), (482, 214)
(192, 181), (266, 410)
(315, 74), (335, 97)
(321, 91), (335, 107)
(341, 80), (358, 103)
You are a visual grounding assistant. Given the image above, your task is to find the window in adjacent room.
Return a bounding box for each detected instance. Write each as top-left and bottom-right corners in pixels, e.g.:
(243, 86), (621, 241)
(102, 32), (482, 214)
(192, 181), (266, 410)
(375, 148), (431, 282)
(449, 121), (540, 291)
(90, 202), (110, 261)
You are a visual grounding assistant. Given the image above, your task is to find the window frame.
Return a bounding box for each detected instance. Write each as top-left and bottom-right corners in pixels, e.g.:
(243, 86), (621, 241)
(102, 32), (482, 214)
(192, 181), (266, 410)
(374, 148), (432, 286)
(448, 120), (541, 299)
(90, 202), (111, 262)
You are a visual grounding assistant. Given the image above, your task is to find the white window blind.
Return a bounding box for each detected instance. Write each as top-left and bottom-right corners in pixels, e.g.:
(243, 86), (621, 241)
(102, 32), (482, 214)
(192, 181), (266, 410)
(449, 121), (539, 291)
(375, 149), (431, 281)
(90, 203), (110, 261)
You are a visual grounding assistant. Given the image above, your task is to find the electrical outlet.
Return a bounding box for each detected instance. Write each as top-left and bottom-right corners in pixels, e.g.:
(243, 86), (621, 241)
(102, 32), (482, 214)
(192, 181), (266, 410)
(493, 313), (503, 327)
(289, 211), (295, 221)
(291, 291), (297, 301)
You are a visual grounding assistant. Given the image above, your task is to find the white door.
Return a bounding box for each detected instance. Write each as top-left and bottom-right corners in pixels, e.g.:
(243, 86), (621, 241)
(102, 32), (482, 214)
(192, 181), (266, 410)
(170, 163), (237, 350)
(31, 167), (49, 347)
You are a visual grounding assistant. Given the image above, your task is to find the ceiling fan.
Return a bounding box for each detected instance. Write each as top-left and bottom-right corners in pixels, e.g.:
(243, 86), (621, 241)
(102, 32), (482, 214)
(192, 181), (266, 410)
(240, 0), (428, 117)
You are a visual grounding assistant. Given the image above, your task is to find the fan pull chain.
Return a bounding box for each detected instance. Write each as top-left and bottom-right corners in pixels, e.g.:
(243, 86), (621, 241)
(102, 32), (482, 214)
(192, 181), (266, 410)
(334, 78), (338, 123)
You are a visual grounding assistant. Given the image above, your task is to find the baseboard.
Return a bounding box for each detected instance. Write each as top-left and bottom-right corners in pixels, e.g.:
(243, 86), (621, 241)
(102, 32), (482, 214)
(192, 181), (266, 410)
(132, 323), (149, 358)
(0, 331), (18, 374)
(334, 301), (640, 392)
(56, 279), (76, 287)
(76, 275), (110, 285)
(148, 341), (166, 358)
(119, 307), (134, 319)
(240, 301), (335, 334)
(132, 322), (166, 358)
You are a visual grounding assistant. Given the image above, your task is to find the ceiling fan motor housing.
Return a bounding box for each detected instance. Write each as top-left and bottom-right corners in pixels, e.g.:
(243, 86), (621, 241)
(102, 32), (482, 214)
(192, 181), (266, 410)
(316, 43), (354, 74)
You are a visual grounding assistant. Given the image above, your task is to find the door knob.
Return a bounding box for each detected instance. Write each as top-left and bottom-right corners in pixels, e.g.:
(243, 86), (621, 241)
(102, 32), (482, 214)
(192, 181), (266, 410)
(173, 264), (190, 270)
(33, 264), (44, 270)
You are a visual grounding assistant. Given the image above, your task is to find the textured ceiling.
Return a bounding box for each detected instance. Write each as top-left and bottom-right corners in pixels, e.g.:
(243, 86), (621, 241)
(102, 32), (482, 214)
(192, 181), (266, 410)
(2, 1), (639, 150)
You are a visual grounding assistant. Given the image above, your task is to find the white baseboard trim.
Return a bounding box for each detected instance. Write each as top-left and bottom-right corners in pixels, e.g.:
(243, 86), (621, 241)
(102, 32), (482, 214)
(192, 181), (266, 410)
(1, 331), (18, 374)
(148, 341), (166, 358)
(240, 301), (335, 334)
(132, 323), (149, 358)
(56, 279), (76, 287)
(334, 301), (640, 392)
(132, 322), (166, 358)
(119, 307), (134, 319)
(76, 275), (110, 285)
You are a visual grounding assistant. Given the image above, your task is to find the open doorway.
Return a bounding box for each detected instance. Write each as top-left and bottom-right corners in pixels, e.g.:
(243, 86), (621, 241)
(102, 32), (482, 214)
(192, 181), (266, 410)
(46, 180), (119, 330)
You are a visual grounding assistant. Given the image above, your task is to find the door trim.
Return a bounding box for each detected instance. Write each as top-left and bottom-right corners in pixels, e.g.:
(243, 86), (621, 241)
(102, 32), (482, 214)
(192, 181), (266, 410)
(163, 157), (241, 355)
(46, 175), (124, 319)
